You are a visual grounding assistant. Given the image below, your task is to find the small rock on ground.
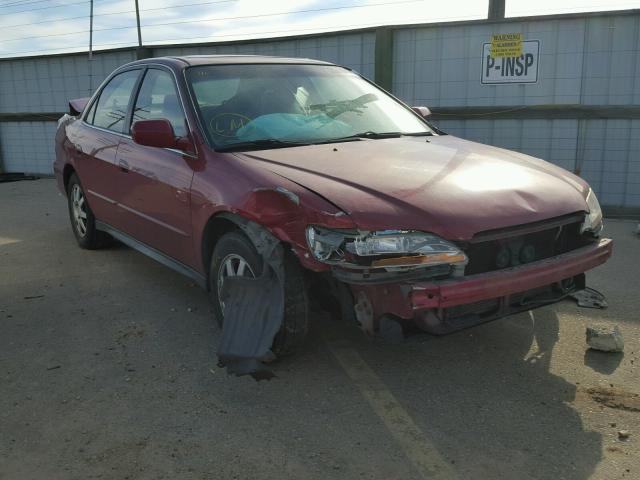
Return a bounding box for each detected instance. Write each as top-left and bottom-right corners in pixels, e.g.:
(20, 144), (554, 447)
(586, 325), (624, 352)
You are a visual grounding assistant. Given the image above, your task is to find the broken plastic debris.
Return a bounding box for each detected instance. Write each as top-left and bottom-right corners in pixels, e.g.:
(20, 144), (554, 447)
(353, 291), (374, 335)
(570, 288), (607, 309)
(216, 267), (282, 381)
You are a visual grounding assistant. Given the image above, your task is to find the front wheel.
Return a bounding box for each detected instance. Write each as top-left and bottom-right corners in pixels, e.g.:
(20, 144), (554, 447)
(208, 231), (309, 356)
(66, 173), (111, 249)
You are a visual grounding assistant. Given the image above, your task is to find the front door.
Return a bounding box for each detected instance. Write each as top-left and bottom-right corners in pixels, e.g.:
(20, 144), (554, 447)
(112, 68), (196, 268)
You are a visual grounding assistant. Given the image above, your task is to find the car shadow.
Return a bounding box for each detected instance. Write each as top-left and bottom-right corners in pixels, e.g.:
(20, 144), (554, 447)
(301, 307), (602, 479)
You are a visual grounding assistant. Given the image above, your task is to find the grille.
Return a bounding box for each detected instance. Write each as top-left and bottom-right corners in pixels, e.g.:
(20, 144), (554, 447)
(463, 217), (595, 276)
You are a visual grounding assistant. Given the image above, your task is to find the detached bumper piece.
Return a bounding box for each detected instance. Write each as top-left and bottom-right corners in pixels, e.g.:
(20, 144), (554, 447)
(350, 238), (612, 335)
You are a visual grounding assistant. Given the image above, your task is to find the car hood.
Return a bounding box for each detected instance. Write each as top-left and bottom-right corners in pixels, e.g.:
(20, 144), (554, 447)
(237, 135), (589, 241)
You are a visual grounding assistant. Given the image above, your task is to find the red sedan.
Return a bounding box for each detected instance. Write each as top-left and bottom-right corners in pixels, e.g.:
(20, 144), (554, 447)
(54, 55), (611, 357)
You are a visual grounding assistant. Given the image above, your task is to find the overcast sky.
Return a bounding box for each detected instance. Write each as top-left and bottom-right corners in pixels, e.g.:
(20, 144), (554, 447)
(0, 0), (638, 58)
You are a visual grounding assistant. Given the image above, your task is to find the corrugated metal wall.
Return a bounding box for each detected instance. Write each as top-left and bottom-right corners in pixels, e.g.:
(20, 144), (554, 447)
(153, 32), (376, 80)
(0, 50), (137, 174)
(0, 32), (375, 176)
(0, 122), (58, 174)
(393, 13), (640, 208)
(0, 12), (638, 210)
(0, 50), (137, 114)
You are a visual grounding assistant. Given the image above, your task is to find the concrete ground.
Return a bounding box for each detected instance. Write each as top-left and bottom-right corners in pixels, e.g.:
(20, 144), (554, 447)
(1, 178), (638, 480)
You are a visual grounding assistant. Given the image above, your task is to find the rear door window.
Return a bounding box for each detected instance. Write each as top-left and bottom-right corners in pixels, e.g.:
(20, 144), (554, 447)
(132, 69), (187, 137)
(90, 70), (141, 133)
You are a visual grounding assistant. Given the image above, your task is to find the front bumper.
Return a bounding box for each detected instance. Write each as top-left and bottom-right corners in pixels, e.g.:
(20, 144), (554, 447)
(350, 237), (612, 334)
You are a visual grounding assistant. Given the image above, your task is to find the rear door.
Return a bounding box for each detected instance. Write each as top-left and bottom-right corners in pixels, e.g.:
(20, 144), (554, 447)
(71, 69), (142, 227)
(112, 67), (197, 268)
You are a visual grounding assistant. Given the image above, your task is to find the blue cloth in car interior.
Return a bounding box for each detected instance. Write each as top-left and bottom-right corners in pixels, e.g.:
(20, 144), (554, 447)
(236, 113), (352, 142)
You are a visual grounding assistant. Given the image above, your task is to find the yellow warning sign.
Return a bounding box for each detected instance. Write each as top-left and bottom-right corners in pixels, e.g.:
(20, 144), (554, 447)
(490, 33), (523, 58)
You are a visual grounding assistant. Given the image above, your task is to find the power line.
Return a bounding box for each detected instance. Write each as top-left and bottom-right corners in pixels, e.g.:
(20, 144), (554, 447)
(0, 0), (56, 7)
(0, 10), (483, 58)
(3, 0), (89, 14)
(1, 0), (107, 15)
(0, 0), (46, 6)
(0, 0), (238, 29)
(0, 0), (67, 8)
(0, 0), (424, 43)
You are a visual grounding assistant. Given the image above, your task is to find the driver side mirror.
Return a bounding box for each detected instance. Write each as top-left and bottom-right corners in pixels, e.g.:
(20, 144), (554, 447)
(131, 119), (180, 149)
(412, 106), (431, 118)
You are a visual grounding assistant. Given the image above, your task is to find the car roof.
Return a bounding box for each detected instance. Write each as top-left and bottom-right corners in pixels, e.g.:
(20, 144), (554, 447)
(130, 55), (336, 68)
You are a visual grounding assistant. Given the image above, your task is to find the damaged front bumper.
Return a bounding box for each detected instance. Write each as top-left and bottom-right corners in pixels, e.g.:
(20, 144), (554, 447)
(348, 238), (613, 335)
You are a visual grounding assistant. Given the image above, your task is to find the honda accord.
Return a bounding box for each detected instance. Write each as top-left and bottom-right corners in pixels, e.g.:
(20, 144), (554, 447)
(54, 55), (612, 355)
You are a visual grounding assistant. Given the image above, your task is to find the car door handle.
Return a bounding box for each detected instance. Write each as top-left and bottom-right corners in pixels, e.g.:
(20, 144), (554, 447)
(118, 159), (130, 173)
(175, 189), (188, 203)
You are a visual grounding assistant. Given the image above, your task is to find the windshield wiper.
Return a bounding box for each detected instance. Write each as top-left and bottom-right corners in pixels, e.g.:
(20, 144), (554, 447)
(324, 131), (403, 142)
(217, 131), (435, 151)
(401, 131), (434, 136)
(216, 138), (311, 152)
(317, 131), (433, 144)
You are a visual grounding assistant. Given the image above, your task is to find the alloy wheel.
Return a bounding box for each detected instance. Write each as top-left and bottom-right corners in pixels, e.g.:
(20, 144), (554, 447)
(217, 253), (256, 312)
(71, 184), (88, 237)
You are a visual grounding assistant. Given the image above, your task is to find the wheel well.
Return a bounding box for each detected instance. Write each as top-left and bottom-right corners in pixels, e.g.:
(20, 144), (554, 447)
(63, 164), (76, 194)
(201, 215), (241, 281)
(201, 213), (304, 289)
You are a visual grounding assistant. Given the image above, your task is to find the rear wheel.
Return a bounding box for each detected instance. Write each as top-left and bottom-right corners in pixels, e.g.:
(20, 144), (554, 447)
(66, 173), (111, 249)
(209, 231), (309, 356)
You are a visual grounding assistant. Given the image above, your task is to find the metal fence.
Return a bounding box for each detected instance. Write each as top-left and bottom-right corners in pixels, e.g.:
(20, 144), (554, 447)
(393, 12), (640, 211)
(0, 9), (638, 212)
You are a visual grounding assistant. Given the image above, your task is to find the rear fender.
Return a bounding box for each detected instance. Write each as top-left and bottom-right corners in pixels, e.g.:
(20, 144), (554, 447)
(54, 114), (78, 195)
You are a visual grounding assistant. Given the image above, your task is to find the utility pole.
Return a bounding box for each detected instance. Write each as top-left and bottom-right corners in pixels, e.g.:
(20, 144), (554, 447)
(135, 0), (142, 49)
(134, 0), (150, 59)
(88, 0), (93, 93)
(487, 0), (505, 20)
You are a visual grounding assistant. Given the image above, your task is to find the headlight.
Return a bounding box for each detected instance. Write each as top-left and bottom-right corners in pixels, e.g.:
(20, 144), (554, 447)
(581, 189), (603, 235)
(305, 226), (467, 268)
(305, 226), (346, 261)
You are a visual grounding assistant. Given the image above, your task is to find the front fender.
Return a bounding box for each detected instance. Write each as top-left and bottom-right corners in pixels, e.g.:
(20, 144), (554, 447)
(192, 187), (357, 276)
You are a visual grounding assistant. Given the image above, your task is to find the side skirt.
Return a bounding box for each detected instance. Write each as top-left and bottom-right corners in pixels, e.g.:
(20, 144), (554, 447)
(95, 220), (207, 289)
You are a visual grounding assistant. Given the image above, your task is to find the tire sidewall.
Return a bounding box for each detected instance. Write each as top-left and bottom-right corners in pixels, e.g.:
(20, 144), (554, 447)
(208, 231), (264, 327)
(67, 174), (97, 248)
(208, 230), (309, 356)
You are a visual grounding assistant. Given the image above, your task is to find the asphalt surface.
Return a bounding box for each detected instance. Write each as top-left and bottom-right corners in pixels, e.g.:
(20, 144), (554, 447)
(1, 178), (639, 480)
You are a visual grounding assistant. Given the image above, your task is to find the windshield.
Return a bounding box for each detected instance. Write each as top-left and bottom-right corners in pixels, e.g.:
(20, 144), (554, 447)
(186, 64), (433, 150)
